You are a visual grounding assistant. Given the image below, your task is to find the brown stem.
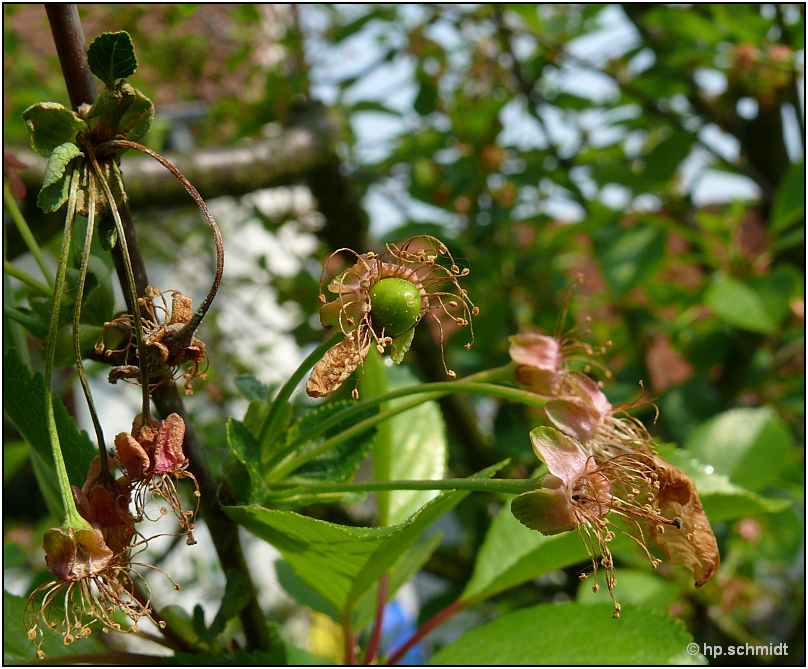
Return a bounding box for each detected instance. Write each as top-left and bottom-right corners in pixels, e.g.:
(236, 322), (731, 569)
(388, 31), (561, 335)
(44, 4), (97, 109)
(362, 574), (389, 665)
(45, 3), (272, 653)
(385, 599), (467, 665)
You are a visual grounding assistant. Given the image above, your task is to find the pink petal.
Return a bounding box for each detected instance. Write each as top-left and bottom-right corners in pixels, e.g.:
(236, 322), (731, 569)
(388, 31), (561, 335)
(509, 333), (561, 372)
(545, 397), (602, 443)
(529, 426), (590, 484)
(566, 371), (611, 418)
(152, 413), (187, 474)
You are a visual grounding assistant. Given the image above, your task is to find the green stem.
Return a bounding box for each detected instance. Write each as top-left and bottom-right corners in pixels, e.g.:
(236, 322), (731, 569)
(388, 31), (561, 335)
(44, 165), (89, 530)
(86, 146), (152, 421)
(266, 476), (539, 499)
(3, 261), (52, 296)
(73, 168), (109, 475)
(364, 348), (391, 525)
(267, 377), (544, 481)
(257, 331), (344, 448)
(4, 181), (54, 286)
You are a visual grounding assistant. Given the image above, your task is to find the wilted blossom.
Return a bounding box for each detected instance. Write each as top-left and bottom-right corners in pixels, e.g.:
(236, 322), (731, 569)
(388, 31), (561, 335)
(72, 456), (136, 556)
(98, 287), (208, 395)
(24, 526), (164, 658)
(115, 412), (199, 544)
(307, 235), (478, 398)
(512, 426), (719, 617)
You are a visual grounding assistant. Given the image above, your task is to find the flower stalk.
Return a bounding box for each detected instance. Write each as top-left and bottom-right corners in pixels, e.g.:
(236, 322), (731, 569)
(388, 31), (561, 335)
(43, 165), (89, 530)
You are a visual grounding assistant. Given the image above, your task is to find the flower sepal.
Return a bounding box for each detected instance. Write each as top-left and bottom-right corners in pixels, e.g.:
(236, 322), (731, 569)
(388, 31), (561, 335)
(511, 487), (579, 535)
(43, 526), (113, 582)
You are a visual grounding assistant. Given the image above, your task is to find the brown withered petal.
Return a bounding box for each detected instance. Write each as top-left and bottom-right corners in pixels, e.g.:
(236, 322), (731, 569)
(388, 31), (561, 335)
(152, 413), (187, 474)
(115, 431), (151, 479)
(306, 330), (370, 398)
(650, 456), (720, 587)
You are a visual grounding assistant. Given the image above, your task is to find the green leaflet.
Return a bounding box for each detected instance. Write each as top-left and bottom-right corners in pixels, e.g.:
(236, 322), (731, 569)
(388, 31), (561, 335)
(21, 103), (86, 158)
(86, 31), (138, 87)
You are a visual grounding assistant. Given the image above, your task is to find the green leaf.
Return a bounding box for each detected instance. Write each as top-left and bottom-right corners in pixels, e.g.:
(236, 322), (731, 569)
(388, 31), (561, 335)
(659, 446), (792, 521)
(53, 323), (103, 368)
(85, 84), (154, 144)
(97, 211), (118, 251)
(235, 374), (269, 402)
(350, 100), (402, 117)
(576, 569), (683, 610)
(224, 462), (505, 625)
(198, 570), (251, 642)
(770, 160), (804, 233)
(285, 400), (378, 482)
(36, 142), (84, 213)
(4, 591), (105, 663)
(386, 382), (447, 525)
(3, 440), (28, 483)
(684, 407), (795, 492)
(172, 645), (287, 666)
(21, 103), (87, 158)
(413, 71), (438, 116)
(594, 221), (666, 298)
(116, 84), (154, 142)
(643, 130), (695, 184)
(226, 418), (268, 504)
(461, 498), (590, 604)
(3, 348), (96, 518)
(37, 157), (81, 214)
(79, 255), (116, 326)
(705, 268), (798, 334)
(86, 31), (138, 86)
(277, 534), (442, 630)
(353, 533), (441, 630)
(430, 602), (703, 665)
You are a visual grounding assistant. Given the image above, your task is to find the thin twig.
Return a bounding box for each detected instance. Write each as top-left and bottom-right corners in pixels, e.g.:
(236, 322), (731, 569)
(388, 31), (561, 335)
(386, 599), (466, 665)
(362, 574), (389, 665)
(96, 139), (224, 346)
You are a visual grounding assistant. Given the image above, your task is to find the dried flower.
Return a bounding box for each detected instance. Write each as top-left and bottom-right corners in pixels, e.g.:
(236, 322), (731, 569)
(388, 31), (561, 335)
(98, 287), (208, 395)
(115, 412), (199, 545)
(71, 457), (136, 556)
(24, 526), (166, 658)
(512, 426), (719, 617)
(307, 236), (478, 398)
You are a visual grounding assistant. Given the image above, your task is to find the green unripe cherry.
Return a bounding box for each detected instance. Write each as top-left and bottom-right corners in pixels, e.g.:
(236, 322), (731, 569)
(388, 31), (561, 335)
(369, 277), (422, 338)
